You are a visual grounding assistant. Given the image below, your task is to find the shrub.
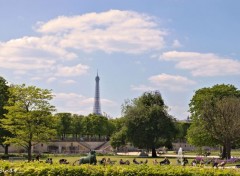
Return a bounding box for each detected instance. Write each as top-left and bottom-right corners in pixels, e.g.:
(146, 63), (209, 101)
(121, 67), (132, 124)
(0, 161), (240, 176)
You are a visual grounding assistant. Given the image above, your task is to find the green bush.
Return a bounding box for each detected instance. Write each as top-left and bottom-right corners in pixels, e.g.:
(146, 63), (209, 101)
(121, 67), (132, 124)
(0, 161), (239, 176)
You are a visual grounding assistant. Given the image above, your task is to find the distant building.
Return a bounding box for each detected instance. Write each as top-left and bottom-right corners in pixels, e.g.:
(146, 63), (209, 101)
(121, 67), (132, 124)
(93, 72), (102, 115)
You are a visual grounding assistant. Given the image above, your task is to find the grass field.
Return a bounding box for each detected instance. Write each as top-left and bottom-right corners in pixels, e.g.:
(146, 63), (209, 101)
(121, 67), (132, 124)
(4, 149), (240, 167)
(18, 153), (239, 167)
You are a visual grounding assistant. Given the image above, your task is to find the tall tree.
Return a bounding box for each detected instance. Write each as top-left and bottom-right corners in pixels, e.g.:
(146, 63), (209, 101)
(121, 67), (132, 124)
(0, 76), (11, 154)
(110, 127), (127, 149)
(188, 84), (240, 159)
(1, 84), (56, 161)
(123, 91), (176, 157)
(71, 114), (84, 140)
(55, 113), (72, 140)
(88, 114), (108, 140)
(175, 122), (191, 143)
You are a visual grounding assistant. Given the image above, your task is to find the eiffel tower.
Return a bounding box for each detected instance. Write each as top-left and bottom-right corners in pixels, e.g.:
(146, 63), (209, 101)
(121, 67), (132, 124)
(93, 72), (102, 115)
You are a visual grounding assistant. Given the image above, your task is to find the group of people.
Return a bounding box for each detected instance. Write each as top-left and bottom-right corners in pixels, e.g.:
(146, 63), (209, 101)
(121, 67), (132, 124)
(99, 158), (116, 165)
(45, 158), (53, 164)
(153, 157), (170, 165)
(35, 152), (228, 168)
(45, 158), (70, 164)
(100, 158), (148, 165)
(133, 158), (148, 164)
(119, 158), (148, 165)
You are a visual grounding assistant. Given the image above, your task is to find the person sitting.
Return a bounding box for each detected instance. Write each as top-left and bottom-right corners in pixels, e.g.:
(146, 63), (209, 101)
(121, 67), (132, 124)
(133, 158), (140, 164)
(35, 154), (40, 161)
(99, 158), (106, 165)
(218, 161), (226, 168)
(106, 158), (115, 165)
(125, 160), (130, 165)
(45, 158), (53, 164)
(119, 159), (130, 165)
(212, 160), (219, 168)
(182, 158), (188, 166)
(59, 159), (69, 164)
(153, 159), (158, 165)
(160, 157), (170, 165)
(191, 159), (197, 166)
(199, 159), (205, 165)
(119, 159), (125, 165)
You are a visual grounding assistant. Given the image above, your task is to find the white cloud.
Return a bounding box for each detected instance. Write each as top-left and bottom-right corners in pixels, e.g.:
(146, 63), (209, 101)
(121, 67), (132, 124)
(172, 39), (182, 48)
(168, 105), (190, 119)
(55, 64), (89, 77)
(130, 84), (155, 92)
(131, 73), (195, 92)
(149, 73), (196, 91)
(47, 77), (57, 83)
(161, 51), (240, 76)
(52, 92), (117, 115)
(0, 36), (76, 72)
(37, 10), (167, 54)
(62, 80), (77, 84)
(30, 76), (42, 81)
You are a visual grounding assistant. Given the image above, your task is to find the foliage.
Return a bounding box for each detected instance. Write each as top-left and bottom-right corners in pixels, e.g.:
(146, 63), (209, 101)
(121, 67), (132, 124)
(1, 161), (240, 176)
(71, 114), (84, 140)
(110, 127), (127, 149)
(0, 76), (12, 154)
(0, 84), (56, 161)
(55, 113), (72, 139)
(88, 114), (109, 139)
(187, 119), (218, 147)
(175, 122), (191, 142)
(122, 91), (176, 157)
(188, 84), (240, 159)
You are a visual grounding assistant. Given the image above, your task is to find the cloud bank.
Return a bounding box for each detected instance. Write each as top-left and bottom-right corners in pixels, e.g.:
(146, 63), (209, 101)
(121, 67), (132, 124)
(161, 51), (240, 76)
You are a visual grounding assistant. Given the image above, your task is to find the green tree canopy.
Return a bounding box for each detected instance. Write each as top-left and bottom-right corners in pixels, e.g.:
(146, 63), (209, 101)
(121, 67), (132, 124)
(55, 113), (72, 140)
(0, 84), (56, 161)
(0, 76), (12, 154)
(188, 84), (240, 159)
(71, 114), (84, 140)
(122, 91), (176, 157)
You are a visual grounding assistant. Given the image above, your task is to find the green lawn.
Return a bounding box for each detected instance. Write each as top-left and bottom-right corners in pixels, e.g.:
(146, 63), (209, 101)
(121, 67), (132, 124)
(27, 154), (239, 167)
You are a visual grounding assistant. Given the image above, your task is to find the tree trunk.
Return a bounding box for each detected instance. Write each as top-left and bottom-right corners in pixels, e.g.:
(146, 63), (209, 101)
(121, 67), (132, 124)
(27, 142), (32, 162)
(221, 145), (227, 159)
(152, 147), (157, 158)
(225, 142), (231, 159)
(4, 144), (9, 155)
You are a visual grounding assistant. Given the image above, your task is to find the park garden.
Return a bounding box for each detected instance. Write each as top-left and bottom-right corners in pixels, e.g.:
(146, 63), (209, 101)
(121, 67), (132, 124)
(1, 76), (240, 175)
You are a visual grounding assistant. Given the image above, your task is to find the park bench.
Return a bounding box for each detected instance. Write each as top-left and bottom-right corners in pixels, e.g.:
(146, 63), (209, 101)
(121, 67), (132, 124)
(9, 157), (26, 162)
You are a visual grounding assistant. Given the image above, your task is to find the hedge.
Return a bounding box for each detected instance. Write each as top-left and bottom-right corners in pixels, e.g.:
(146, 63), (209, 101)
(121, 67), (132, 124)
(0, 161), (240, 176)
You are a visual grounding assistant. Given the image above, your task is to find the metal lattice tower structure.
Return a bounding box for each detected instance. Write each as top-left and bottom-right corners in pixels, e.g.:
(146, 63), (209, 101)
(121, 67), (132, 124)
(93, 72), (102, 115)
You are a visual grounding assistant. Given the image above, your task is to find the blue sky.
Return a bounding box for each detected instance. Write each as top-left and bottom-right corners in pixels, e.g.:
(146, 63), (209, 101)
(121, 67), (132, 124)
(0, 0), (240, 119)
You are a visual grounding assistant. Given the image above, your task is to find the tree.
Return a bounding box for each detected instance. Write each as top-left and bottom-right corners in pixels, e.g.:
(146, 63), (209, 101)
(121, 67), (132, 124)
(175, 122), (191, 143)
(201, 97), (240, 159)
(71, 114), (84, 140)
(89, 114), (109, 140)
(55, 113), (72, 140)
(122, 91), (176, 157)
(1, 84), (56, 161)
(110, 127), (127, 149)
(188, 84), (240, 159)
(0, 76), (12, 154)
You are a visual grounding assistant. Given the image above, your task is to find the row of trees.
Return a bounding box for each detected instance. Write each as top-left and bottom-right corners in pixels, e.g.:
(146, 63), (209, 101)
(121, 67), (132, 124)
(55, 113), (115, 140)
(1, 75), (240, 160)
